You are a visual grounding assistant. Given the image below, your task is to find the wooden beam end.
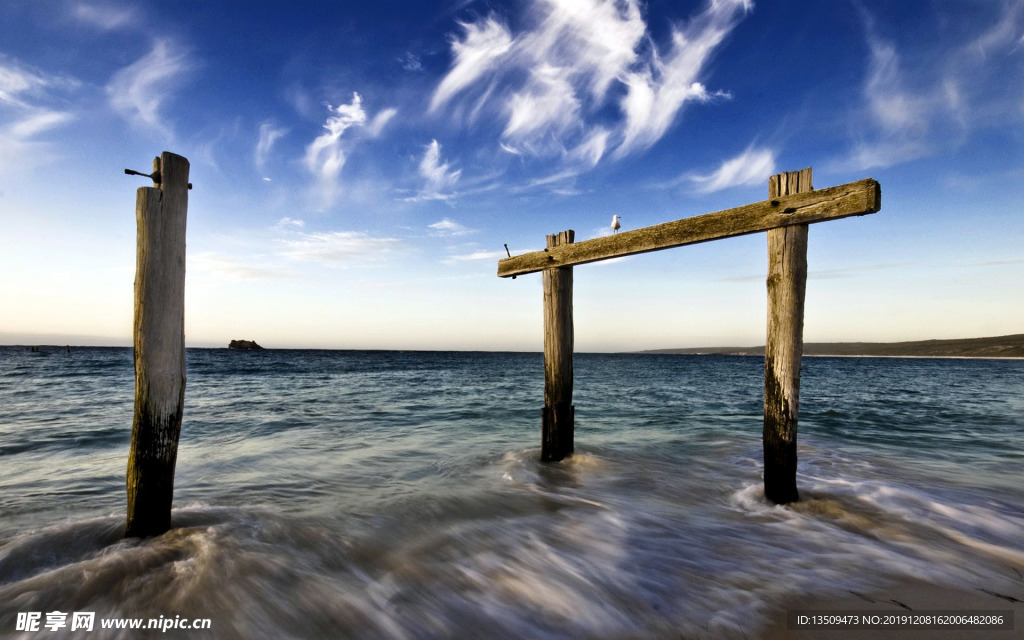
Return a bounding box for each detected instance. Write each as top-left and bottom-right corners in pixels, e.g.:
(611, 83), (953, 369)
(867, 178), (882, 213)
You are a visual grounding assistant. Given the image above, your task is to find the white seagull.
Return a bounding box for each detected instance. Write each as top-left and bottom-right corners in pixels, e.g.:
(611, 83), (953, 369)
(611, 214), (621, 233)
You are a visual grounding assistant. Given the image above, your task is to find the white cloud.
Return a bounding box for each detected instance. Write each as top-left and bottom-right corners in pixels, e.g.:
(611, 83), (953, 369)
(0, 58), (77, 171)
(863, 38), (929, 136)
(841, 29), (955, 170)
(840, 4), (1024, 171)
(256, 122), (288, 173)
(503, 64), (580, 145)
(106, 39), (191, 137)
(431, 0), (750, 175)
(687, 146), (776, 194)
(0, 63), (47, 108)
(421, 139), (460, 190)
(616, 0), (746, 157)
(74, 3), (136, 30)
(400, 53), (423, 72)
(8, 110), (74, 138)
(0, 57), (78, 108)
(971, 1), (1024, 56)
(406, 139), (461, 202)
(527, 0), (647, 100)
(430, 16), (514, 112)
(303, 94), (397, 206)
(304, 93), (367, 205)
(367, 108), (398, 137)
(429, 218), (474, 237)
(568, 126), (610, 168)
(283, 230), (401, 266)
(517, 127), (610, 191)
(499, 142), (524, 156)
(193, 224), (400, 284)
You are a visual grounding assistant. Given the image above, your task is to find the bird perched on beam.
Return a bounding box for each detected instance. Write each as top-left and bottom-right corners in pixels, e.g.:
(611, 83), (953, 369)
(611, 214), (621, 233)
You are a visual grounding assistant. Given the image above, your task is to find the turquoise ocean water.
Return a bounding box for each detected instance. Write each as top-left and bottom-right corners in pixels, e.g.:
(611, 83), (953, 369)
(1, 347), (1022, 638)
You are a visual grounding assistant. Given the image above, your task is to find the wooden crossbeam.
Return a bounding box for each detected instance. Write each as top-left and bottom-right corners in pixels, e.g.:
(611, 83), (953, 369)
(497, 177), (880, 278)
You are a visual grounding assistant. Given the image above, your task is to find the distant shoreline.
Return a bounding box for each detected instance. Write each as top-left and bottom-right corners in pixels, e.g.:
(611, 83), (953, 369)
(807, 354), (1024, 360)
(634, 350), (1019, 360)
(3, 333), (1024, 359)
(637, 333), (1024, 359)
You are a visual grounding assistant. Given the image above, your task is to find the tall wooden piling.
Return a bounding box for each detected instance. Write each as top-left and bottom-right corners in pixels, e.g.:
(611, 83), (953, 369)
(763, 168), (811, 504)
(542, 230), (574, 462)
(126, 152), (189, 538)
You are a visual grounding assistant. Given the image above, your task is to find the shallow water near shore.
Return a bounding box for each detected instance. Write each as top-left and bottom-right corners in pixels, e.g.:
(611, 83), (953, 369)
(1, 347), (1022, 638)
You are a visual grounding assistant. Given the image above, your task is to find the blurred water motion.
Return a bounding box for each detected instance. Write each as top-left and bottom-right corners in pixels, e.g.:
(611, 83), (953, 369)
(1, 348), (1021, 638)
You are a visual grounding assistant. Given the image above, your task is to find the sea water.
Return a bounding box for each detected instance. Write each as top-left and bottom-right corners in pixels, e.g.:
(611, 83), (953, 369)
(0, 347), (1021, 638)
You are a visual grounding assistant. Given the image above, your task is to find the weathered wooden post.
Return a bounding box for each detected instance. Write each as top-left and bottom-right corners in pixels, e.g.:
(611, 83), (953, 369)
(499, 172), (878, 475)
(763, 168), (811, 504)
(541, 230), (574, 462)
(125, 152), (189, 537)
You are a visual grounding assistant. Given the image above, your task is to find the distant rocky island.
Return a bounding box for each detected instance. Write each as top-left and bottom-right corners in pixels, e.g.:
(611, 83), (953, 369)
(228, 339), (264, 350)
(639, 334), (1024, 358)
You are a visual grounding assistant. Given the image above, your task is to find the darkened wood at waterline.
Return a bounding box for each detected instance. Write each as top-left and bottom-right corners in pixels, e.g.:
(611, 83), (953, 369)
(499, 168), (881, 504)
(126, 152), (189, 538)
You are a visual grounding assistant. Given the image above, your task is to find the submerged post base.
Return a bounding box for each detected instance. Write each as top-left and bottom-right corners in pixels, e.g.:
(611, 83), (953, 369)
(763, 435), (799, 504)
(541, 403), (574, 462)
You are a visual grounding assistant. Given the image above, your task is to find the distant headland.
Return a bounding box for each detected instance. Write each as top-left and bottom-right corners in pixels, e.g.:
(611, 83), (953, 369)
(638, 333), (1024, 358)
(228, 340), (264, 350)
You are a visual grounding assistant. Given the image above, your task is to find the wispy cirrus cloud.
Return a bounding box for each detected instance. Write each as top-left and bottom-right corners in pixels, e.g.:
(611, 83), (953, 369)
(283, 230), (401, 266)
(367, 108), (398, 137)
(686, 146), (776, 194)
(429, 218), (474, 237)
(502, 64), (580, 146)
(842, 29), (945, 170)
(1, 60), (52, 108)
(275, 217), (305, 229)
(0, 56), (80, 108)
(840, 3), (1024, 171)
(9, 110), (74, 138)
(256, 121), (288, 176)
(305, 93), (396, 206)
(106, 39), (192, 138)
(616, 3), (744, 157)
(192, 220), (404, 282)
(431, 0), (750, 179)
(400, 53), (423, 72)
(73, 3), (136, 30)
(430, 16), (514, 112)
(305, 94), (366, 206)
(420, 139), (460, 192)
(405, 139), (461, 202)
(971, 0), (1024, 56)
(0, 57), (78, 171)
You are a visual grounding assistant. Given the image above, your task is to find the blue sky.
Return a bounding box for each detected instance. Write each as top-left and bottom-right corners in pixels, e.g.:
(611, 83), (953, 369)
(1, 0), (1022, 350)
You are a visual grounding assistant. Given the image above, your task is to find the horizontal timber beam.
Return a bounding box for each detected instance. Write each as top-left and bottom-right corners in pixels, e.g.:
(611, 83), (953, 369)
(497, 177), (880, 278)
